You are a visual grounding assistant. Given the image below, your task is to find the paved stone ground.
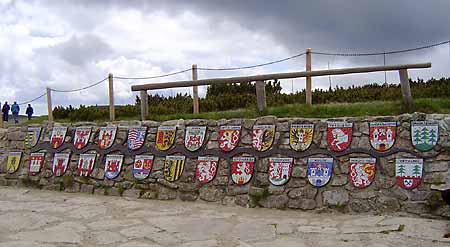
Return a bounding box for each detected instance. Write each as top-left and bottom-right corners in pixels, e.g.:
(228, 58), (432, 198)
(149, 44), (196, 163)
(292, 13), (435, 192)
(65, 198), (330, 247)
(0, 187), (449, 247)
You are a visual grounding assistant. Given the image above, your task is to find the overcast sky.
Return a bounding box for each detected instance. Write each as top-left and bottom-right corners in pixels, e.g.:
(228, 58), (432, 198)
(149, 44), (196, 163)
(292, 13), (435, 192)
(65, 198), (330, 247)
(1, 0), (450, 115)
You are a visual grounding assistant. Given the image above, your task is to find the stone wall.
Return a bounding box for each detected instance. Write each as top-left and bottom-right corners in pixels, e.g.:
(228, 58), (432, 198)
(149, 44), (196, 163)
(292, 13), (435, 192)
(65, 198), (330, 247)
(0, 113), (449, 218)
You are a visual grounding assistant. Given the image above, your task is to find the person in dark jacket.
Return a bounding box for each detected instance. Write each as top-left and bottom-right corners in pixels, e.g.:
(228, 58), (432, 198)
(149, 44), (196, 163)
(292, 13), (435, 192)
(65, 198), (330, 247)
(2, 101), (10, 122)
(26, 104), (34, 120)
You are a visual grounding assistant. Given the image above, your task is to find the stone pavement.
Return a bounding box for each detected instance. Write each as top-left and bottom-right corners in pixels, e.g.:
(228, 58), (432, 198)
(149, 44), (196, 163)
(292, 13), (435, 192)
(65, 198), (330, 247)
(0, 187), (449, 247)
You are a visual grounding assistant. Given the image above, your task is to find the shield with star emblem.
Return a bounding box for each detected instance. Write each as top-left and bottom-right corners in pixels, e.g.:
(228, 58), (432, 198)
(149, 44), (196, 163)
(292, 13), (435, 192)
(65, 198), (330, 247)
(252, 125), (275, 152)
(6, 152), (22, 174)
(52, 153), (70, 177)
(156, 126), (176, 151)
(104, 154), (123, 179)
(50, 127), (67, 149)
(289, 124), (314, 151)
(396, 158), (423, 190)
(73, 127), (91, 150)
(184, 126), (207, 152)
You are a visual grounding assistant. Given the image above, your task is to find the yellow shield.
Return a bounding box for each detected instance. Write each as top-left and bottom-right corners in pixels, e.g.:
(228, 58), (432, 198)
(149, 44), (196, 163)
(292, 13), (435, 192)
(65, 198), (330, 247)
(6, 152), (22, 174)
(163, 156), (185, 182)
(252, 125), (275, 152)
(290, 124), (314, 151)
(156, 126), (176, 151)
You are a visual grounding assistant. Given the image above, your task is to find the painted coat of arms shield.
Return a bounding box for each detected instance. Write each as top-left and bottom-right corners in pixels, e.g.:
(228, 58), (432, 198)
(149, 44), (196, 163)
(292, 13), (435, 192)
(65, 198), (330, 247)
(77, 153), (96, 177)
(411, 121), (439, 151)
(268, 157), (293, 186)
(252, 125), (275, 152)
(25, 127), (41, 148)
(307, 158), (333, 187)
(104, 154), (124, 179)
(164, 156), (186, 182)
(73, 127), (91, 150)
(231, 156), (255, 185)
(218, 126), (241, 152)
(128, 126), (147, 150)
(98, 126), (117, 150)
(349, 158), (376, 188)
(396, 158), (423, 190)
(29, 152), (45, 176)
(369, 122), (396, 151)
(52, 153), (70, 177)
(290, 124), (314, 151)
(185, 126), (207, 152)
(196, 156), (219, 183)
(133, 155), (154, 180)
(327, 122), (352, 151)
(6, 152), (22, 174)
(50, 127), (67, 149)
(156, 126), (176, 151)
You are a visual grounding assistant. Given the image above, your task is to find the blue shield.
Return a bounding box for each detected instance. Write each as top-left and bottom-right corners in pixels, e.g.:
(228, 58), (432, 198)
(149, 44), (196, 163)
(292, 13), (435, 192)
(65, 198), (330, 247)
(104, 155), (124, 180)
(128, 127), (147, 150)
(307, 158), (333, 187)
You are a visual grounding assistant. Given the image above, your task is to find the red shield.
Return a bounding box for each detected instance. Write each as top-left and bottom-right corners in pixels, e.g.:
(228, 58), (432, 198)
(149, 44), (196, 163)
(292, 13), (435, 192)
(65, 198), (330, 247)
(396, 158), (423, 190)
(77, 153), (96, 177)
(349, 158), (376, 188)
(74, 127), (91, 150)
(370, 122), (396, 151)
(29, 153), (45, 176)
(327, 122), (352, 151)
(50, 127), (67, 149)
(196, 156), (219, 183)
(231, 156), (255, 185)
(98, 127), (117, 150)
(52, 153), (70, 177)
(218, 126), (241, 152)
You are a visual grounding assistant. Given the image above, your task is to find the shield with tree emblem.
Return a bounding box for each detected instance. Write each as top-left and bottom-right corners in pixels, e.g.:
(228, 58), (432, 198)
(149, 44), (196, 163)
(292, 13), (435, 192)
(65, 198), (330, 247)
(396, 158), (423, 190)
(164, 155), (185, 182)
(29, 153), (45, 176)
(133, 155), (154, 180)
(50, 127), (67, 149)
(156, 126), (176, 151)
(73, 127), (91, 150)
(52, 153), (70, 177)
(25, 127), (41, 148)
(252, 125), (275, 152)
(231, 156), (255, 185)
(411, 121), (439, 151)
(268, 157), (293, 186)
(196, 156), (219, 183)
(349, 158), (376, 188)
(218, 126), (241, 152)
(327, 122), (353, 151)
(289, 124), (314, 151)
(6, 152), (22, 174)
(77, 153), (96, 177)
(184, 126), (207, 152)
(104, 154), (123, 179)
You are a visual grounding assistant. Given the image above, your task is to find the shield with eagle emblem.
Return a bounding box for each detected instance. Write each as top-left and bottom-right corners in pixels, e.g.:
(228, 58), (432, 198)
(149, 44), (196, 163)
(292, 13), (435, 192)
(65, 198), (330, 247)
(127, 126), (147, 150)
(52, 153), (70, 177)
(133, 155), (154, 180)
(268, 157), (293, 186)
(231, 156), (255, 185)
(252, 125), (275, 152)
(185, 126), (207, 152)
(156, 126), (176, 151)
(98, 126), (117, 150)
(327, 122), (352, 152)
(218, 126), (241, 152)
(396, 158), (423, 190)
(73, 127), (91, 150)
(369, 122), (396, 151)
(25, 127), (41, 148)
(29, 152), (45, 176)
(290, 124), (314, 151)
(196, 156), (219, 183)
(50, 127), (67, 149)
(104, 154), (123, 179)
(77, 153), (96, 177)
(164, 155), (186, 182)
(349, 158), (376, 188)
(6, 152), (22, 174)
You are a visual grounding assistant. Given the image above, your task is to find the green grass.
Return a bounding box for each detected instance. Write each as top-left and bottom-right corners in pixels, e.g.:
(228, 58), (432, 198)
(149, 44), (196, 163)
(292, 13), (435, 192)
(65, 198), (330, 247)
(11, 98), (450, 125)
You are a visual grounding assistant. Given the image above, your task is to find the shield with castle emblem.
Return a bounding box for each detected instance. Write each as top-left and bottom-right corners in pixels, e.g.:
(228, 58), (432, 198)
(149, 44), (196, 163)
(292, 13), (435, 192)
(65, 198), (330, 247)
(327, 122), (352, 152)
(133, 155), (154, 180)
(50, 127), (67, 149)
(73, 127), (91, 150)
(349, 158), (376, 188)
(196, 156), (219, 183)
(307, 158), (333, 187)
(369, 122), (396, 151)
(164, 156), (185, 182)
(411, 121), (439, 152)
(156, 126), (176, 151)
(77, 153), (96, 177)
(29, 153), (45, 176)
(6, 152), (22, 174)
(98, 126), (117, 149)
(268, 157), (293, 186)
(104, 154), (123, 179)
(218, 126), (241, 152)
(290, 124), (314, 151)
(25, 127), (41, 148)
(128, 126), (147, 150)
(252, 125), (275, 152)
(231, 156), (255, 185)
(52, 153), (70, 177)
(185, 126), (207, 152)
(396, 158), (423, 190)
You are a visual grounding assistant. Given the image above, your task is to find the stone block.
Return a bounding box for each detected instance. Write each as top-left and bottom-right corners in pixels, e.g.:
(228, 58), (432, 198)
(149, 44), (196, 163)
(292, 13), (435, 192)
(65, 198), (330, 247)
(259, 194), (288, 209)
(179, 192), (198, 201)
(199, 186), (225, 202)
(141, 190), (157, 199)
(80, 184), (94, 194)
(323, 189), (349, 206)
(287, 187), (317, 199)
(122, 189), (141, 198)
(291, 166), (307, 178)
(331, 175), (348, 186)
(287, 199), (316, 210)
(158, 186), (177, 200)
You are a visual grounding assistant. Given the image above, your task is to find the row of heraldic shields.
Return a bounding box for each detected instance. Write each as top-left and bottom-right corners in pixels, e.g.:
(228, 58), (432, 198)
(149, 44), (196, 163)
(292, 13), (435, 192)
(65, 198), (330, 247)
(23, 121), (439, 152)
(6, 152), (425, 190)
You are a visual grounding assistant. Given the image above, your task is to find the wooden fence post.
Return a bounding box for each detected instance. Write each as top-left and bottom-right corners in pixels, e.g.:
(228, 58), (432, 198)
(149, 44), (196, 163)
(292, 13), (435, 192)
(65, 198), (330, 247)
(108, 73), (115, 121)
(192, 64), (199, 114)
(306, 48), (312, 105)
(46, 87), (53, 124)
(255, 80), (266, 112)
(399, 69), (413, 111)
(140, 90), (149, 121)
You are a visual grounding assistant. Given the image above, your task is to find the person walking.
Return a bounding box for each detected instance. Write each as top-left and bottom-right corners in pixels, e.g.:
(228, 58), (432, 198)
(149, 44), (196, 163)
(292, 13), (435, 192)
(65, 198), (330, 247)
(26, 104), (34, 120)
(2, 101), (10, 122)
(11, 101), (20, 124)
